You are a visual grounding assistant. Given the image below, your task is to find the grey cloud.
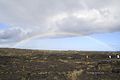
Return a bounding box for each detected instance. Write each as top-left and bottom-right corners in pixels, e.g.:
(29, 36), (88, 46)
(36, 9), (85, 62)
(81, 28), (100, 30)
(0, 27), (29, 43)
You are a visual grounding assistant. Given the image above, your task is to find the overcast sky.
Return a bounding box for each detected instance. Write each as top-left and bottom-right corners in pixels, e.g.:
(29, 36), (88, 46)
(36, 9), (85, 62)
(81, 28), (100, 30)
(0, 0), (120, 51)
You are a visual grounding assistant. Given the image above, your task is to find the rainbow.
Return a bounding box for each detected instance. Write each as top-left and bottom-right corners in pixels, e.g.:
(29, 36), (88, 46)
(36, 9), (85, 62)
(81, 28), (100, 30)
(13, 32), (115, 51)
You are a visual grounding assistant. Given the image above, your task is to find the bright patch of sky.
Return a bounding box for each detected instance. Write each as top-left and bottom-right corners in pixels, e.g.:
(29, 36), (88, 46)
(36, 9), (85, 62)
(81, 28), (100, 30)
(0, 23), (9, 30)
(91, 32), (120, 51)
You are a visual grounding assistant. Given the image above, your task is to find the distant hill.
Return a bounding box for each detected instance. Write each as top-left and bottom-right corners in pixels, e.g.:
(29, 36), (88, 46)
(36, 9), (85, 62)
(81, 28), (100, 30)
(0, 48), (119, 56)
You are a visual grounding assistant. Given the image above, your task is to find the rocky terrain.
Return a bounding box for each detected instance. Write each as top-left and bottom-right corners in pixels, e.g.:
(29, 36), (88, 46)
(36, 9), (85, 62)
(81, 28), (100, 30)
(0, 48), (120, 80)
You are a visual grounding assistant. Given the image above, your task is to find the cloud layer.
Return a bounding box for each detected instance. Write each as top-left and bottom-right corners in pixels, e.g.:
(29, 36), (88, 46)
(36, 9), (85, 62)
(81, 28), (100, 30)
(0, 0), (120, 46)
